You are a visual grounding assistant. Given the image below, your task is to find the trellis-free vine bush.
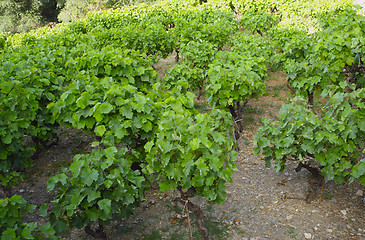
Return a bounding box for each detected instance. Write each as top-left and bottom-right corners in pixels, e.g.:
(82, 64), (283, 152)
(0, 195), (56, 239)
(254, 85), (365, 184)
(0, 44), (68, 188)
(206, 51), (266, 117)
(47, 147), (149, 236)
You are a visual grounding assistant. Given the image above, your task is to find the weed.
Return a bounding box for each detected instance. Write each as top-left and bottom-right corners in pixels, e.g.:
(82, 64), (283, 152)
(243, 106), (264, 114)
(140, 229), (162, 240)
(272, 85), (285, 97)
(167, 232), (185, 240)
(243, 116), (256, 124)
(285, 226), (298, 239)
(205, 216), (230, 240)
(325, 194), (333, 200)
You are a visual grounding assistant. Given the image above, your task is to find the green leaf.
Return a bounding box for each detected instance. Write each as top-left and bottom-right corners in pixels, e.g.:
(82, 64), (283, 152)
(95, 125), (106, 137)
(39, 203), (48, 217)
(98, 199), (111, 215)
(258, 137), (270, 148)
(352, 162), (365, 178)
(86, 208), (100, 221)
(51, 218), (67, 235)
(0, 149), (8, 159)
(81, 169), (99, 186)
(100, 157), (113, 170)
(99, 103), (113, 114)
(282, 136), (294, 148)
(21, 222), (37, 239)
(90, 58), (99, 67)
(86, 189), (101, 203)
(69, 159), (84, 178)
(115, 127), (126, 139)
(359, 119), (365, 131)
(76, 92), (91, 109)
(265, 156), (272, 168)
(321, 166), (334, 182)
(190, 138), (201, 150)
(144, 141), (154, 152)
(47, 174), (67, 191)
(334, 175), (345, 184)
(196, 158), (209, 176)
(2, 228), (17, 239)
(2, 134), (12, 144)
(39, 224), (56, 236)
(301, 140), (315, 154)
(159, 181), (171, 191)
(359, 175), (365, 185)
(212, 133), (225, 144)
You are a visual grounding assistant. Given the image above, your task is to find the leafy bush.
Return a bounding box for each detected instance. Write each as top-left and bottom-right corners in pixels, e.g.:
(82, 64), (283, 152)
(47, 147), (148, 235)
(0, 195), (56, 239)
(254, 85), (365, 184)
(206, 51), (266, 110)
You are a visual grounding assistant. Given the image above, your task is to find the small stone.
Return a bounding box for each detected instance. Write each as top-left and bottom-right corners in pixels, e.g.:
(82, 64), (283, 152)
(340, 210), (347, 216)
(314, 227), (318, 231)
(286, 215), (293, 221)
(356, 190), (363, 196)
(304, 233), (312, 239)
(326, 229), (333, 233)
(19, 189), (24, 193)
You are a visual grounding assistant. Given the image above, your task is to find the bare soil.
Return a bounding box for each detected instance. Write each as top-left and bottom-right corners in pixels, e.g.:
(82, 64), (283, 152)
(3, 56), (365, 240)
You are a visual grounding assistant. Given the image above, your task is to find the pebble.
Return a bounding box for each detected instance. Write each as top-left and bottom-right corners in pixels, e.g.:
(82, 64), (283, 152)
(286, 215), (293, 221)
(304, 233), (312, 239)
(356, 190), (363, 196)
(19, 189), (25, 193)
(340, 210), (347, 216)
(326, 229), (333, 233)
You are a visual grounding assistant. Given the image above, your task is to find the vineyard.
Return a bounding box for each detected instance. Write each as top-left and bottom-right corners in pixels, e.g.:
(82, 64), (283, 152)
(0, 0), (364, 239)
